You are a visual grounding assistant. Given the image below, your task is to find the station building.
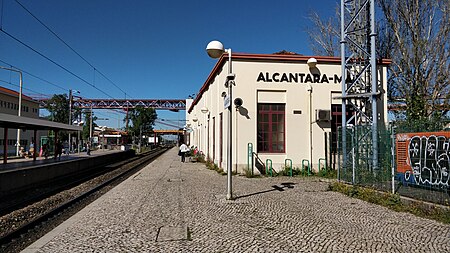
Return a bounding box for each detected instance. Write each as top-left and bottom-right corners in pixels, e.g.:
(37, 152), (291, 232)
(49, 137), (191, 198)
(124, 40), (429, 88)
(187, 52), (390, 174)
(0, 86), (44, 155)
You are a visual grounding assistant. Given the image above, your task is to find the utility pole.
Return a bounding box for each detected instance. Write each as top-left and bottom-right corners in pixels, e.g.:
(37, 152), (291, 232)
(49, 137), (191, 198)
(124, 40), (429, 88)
(68, 89), (73, 154)
(138, 125), (142, 153)
(1, 66), (23, 156)
(89, 104), (93, 142)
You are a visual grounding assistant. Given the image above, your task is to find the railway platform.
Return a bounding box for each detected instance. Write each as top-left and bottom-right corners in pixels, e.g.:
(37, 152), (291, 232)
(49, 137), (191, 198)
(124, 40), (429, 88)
(0, 149), (120, 171)
(22, 147), (450, 252)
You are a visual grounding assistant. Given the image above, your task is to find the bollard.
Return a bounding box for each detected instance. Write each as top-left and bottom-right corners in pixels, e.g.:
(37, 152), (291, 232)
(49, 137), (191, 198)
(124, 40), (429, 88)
(266, 159), (273, 177)
(247, 143), (253, 176)
(285, 159), (293, 177)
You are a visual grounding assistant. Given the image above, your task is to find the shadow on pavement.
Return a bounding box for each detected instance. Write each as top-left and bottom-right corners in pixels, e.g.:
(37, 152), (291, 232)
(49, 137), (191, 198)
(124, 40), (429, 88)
(235, 182), (296, 200)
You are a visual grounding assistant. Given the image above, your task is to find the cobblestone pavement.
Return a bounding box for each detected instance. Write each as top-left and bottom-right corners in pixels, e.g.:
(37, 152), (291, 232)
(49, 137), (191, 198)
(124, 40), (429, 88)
(23, 148), (450, 253)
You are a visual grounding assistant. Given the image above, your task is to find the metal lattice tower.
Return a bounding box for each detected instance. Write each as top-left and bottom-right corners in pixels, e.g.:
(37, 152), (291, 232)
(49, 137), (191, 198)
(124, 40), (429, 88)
(340, 0), (379, 181)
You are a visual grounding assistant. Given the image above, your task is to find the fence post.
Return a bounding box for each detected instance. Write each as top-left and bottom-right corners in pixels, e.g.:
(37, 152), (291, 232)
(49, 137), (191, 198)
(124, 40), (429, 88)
(391, 125), (395, 194)
(324, 132), (328, 170)
(337, 128), (341, 181)
(285, 159), (293, 177)
(266, 159), (273, 177)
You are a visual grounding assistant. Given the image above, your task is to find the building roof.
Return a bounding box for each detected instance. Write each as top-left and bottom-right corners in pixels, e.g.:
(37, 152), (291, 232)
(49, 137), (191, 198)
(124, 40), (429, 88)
(0, 86), (37, 103)
(188, 52), (392, 113)
(0, 112), (82, 131)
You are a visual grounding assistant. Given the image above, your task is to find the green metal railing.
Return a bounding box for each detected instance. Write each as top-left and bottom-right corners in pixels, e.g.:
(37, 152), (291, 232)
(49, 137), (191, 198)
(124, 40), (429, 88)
(319, 158), (326, 172)
(302, 159), (311, 176)
(285, 159), (293, 177)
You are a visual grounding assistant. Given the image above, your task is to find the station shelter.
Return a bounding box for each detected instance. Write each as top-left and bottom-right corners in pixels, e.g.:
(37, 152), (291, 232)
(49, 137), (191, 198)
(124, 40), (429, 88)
(0, 112), (82, 163)
(187, 52), (390, 174)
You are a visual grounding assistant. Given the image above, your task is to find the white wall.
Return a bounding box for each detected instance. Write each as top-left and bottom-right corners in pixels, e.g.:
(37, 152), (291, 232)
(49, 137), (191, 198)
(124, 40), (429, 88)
(189, 58), (388, 174)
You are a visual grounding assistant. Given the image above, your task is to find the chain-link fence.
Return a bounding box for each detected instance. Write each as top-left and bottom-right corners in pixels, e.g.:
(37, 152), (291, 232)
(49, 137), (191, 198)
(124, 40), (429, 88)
(337, 120), (450, 206)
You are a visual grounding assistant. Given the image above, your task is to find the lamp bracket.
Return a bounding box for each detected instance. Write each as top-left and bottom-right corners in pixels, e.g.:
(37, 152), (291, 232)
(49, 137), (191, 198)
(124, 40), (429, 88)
(226, 73), (235, 80)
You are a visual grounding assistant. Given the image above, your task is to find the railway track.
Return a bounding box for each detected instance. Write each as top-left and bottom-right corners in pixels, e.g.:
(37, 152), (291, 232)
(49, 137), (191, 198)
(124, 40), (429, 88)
(0, 147), (169, 252)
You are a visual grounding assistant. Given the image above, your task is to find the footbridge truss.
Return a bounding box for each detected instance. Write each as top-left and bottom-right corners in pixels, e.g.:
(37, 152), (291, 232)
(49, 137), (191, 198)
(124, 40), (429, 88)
(40, 98), (186, 111)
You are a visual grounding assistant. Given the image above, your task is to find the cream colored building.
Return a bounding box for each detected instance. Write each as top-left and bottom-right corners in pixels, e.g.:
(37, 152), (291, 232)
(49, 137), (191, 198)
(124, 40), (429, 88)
(187, 53), (389, 174)
(0, 86), (43, 155)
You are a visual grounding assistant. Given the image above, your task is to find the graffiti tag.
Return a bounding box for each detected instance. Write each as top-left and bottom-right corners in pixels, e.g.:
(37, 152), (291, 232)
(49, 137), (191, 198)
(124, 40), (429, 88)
(407, 135), (449, 187)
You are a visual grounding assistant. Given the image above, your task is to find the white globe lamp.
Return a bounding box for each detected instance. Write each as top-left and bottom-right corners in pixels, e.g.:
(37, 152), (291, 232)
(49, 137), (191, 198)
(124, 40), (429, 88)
(206, 40), (225, 59)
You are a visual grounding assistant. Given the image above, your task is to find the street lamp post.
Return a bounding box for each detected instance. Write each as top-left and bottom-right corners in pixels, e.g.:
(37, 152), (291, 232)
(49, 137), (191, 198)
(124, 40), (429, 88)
(68, 89), (80, 154)
(206, 40), (235, 200)
(1, 66), (23, 156)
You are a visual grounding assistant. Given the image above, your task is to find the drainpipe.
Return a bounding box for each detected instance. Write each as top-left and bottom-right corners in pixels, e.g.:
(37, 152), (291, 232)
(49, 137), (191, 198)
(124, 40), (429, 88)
(307, 84), (313, 171)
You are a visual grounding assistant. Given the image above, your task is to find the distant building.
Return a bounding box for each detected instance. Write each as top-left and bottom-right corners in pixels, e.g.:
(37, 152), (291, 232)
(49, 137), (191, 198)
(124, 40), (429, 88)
(0, 86), (45, 155)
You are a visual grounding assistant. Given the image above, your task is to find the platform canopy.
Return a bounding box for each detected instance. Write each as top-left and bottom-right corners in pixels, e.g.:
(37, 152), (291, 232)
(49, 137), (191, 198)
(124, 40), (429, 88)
(0, 113), (82, 131)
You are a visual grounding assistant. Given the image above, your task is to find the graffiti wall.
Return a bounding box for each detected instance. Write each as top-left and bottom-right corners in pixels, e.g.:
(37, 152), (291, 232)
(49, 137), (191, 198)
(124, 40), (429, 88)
(396, 132), (450, 188)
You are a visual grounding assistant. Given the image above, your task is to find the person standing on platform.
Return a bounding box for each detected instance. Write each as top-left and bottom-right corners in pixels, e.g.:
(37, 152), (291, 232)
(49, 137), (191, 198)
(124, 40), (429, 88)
(29, 141), (35, 157)
(55, 140), (63, 160)
(42, 143), (49, 159)
(179, 142), (189, 162)
(86, 141), (91, 156)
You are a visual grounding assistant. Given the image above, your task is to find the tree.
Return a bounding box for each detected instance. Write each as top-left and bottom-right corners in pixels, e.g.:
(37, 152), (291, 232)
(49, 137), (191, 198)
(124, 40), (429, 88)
(81, 110), (97, 141)
(44, 93), (82, 123)
(306, 7), (340, 57)
(378, 0), (450, 122)
(44, 94), (69, 123)
(306, 0), (450, 126)
(126, 107), (157, 137)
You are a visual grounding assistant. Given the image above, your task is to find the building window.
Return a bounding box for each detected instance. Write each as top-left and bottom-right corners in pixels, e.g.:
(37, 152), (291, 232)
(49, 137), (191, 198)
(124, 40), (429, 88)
(257, 103), (285, 153)
(331, 104), (354, 154)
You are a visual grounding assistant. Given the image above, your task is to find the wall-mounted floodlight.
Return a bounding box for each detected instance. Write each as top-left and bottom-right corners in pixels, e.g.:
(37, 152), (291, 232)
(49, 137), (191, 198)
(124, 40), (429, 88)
(201, 107), (209, 114)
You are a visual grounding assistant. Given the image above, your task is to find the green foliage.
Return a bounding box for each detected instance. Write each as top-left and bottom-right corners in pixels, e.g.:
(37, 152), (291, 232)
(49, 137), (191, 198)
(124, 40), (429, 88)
(45, 94), (69, 123)
(317, 168), (337, 178)
(126, 107), (157, 137)
(244, 167), (259, 178)
(205, 159), (226, 175)
(82, 111), (98, 141)
(329, 182), (450, 224)
(394, 117), (450, 134)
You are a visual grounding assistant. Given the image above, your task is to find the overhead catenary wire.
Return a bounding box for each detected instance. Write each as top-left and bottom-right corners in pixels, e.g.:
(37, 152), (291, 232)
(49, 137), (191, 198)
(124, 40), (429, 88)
(0, 28), (114, 99)
(14, 0), (131, 99)
(0, 78), (49, 98)
(0, 0), (4, 30)
(0, 59), (67, 92)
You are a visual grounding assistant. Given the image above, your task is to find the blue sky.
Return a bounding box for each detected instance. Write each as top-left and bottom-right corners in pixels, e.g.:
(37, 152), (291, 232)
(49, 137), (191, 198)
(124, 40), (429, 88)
(0, 0), (337, 129)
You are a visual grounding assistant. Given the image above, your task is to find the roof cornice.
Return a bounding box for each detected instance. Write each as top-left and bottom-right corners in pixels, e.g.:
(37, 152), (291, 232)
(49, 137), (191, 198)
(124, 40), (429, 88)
(188, 53), (392, 113)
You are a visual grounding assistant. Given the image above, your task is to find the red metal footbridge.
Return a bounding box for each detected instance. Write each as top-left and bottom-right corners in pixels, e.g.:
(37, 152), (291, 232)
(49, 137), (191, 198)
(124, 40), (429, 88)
(39, 98), (186, 111)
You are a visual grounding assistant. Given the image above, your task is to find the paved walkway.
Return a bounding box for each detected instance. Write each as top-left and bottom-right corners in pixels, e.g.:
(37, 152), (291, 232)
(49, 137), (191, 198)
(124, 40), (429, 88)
(23, 148), (450, 252)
